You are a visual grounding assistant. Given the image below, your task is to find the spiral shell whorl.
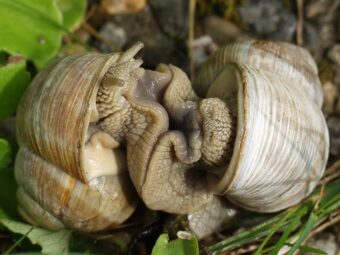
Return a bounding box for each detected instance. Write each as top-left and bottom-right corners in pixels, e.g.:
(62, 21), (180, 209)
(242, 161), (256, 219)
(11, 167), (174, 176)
(195, 40), (324, 107)
(15, 53), (137, 231)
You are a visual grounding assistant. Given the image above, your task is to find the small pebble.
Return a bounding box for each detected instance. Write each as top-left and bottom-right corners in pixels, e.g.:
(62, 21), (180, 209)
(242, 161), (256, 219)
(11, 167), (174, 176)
(322, 81), (338, 116)
(328, 44), (340, 66)
(238, 0), (296, 41)
(327, 116), (340, 157)
(203, 15), (249, 45)
(177, 231), (193, 240)
(304, 232), (338, 255)
(100, 0), (146, 15)
(192, 35), (218, 68)
(97, 22), (127, 53)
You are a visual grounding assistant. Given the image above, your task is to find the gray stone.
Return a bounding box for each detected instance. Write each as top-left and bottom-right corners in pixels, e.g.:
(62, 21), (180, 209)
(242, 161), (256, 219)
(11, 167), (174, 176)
(202, 16), (249, 45)
(304, 232), (338, 255)
(328, 44), (340, 66)
(327, 116), (340, 157)
(98, 22), (127, 53)
(148, 0), (188, 40)
(109, 5), (188, 70)
(239, 0), (296, 41)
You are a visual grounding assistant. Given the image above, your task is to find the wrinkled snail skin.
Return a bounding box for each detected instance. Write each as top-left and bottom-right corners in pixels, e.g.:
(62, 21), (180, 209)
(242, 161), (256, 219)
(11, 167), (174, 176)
(14, 40), (329, 236)
(187, 197), (237, 239)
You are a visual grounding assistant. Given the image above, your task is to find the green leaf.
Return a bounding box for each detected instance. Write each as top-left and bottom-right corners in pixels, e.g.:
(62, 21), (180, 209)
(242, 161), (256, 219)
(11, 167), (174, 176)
(57, 0), (86, 30)
(272, 206), (308, 254)
(254, 208), (296, 255)
(0, 167), (19, 219)
(10, 253), (91, 255)
(0, 138), (11, 169)
(286, 212), (318, 255)
(209, 181), (340, 255)
(0, 51), (7, 63)
(0, 0), (63, 68)
(317, 180), (340, 212)
(0, 208), (71, 255)
(151, 234), (199, 255)
(0, 57), (30, 119)
(208, 202), (314, 254)
(298, 245), (327, 255)
(209, 212), (288, 254)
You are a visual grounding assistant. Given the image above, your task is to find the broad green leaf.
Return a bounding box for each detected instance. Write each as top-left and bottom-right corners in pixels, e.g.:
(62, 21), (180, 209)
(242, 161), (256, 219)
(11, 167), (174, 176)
(0, 167), (19, 219)
(9, 253), (91, 255)
(0, 208), (71, 255)
(57, 0), (86, 30)
(0, 57), (30, 119)
(0, 138), (11, 169)
(0, 0), (63, 68)
(0, 51), (7, 63)
(151, 234), (199, 255)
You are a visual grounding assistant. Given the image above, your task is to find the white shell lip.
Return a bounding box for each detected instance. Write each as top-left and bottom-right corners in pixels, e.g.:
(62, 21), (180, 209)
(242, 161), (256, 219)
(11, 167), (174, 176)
(206, 64), (246, 194)
(82, 131), (126, 183)
(79, 53), (122, 183)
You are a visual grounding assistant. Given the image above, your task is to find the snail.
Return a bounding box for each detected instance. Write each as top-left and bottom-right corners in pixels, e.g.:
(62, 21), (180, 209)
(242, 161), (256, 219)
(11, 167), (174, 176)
(14, 40), (329, 237)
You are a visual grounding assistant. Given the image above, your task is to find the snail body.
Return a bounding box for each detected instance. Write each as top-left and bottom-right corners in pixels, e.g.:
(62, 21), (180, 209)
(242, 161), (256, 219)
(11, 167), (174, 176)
(15, 41), (329, 234)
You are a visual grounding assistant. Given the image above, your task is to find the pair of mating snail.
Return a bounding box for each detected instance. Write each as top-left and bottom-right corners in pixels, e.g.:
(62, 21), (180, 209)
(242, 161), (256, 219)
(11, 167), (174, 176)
(15, 40), (329, 237)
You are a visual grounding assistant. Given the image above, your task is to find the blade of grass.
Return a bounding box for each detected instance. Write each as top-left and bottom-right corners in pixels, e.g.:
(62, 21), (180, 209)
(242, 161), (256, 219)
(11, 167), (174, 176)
(209, 228), (269, 254)
(271, 205), (308, 254)
(209, 210), (294, 254)
(254, 208), (296, 255)
(317, 195), (340, 216)
(316, 180), (340, 208)
(286, 212), (318, 255)
(298, 244), (327, 254)
(3, 225), (35, 255)
(282, 242), (328, 255)
(209, 181), (339, 255)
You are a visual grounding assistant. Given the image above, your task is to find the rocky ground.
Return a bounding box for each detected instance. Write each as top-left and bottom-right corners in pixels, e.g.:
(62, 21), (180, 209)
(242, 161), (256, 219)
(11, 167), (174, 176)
(0, 0), (339, 254)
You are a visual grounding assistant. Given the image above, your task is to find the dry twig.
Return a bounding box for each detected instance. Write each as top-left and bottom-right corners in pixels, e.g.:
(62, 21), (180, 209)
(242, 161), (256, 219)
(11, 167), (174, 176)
(324, 159), (340, 177)
(82, 22), (120, 52)
(314, 183), (325, 210)
(307, 211), (340, 241)
(318, 160), (340, 187)
(296, 0), (304, 45)
(188, 0), (196, 79)
(229, 244), (258, 254)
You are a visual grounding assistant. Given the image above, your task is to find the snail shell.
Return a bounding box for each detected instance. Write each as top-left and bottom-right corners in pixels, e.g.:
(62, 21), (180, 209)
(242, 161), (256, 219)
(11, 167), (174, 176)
(15, 52), (138, 231)
(195, 40), (324, 106)
(194, 40), (329, 212)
